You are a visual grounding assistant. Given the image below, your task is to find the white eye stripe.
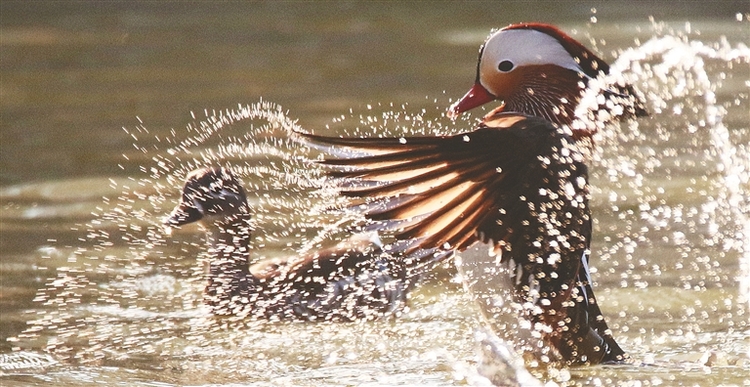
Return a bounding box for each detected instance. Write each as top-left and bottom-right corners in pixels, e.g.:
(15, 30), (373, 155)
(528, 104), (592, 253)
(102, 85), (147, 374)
(192, 199), (205, 213)
(482, 29), (583, 74)
(209, 187), (241, 200)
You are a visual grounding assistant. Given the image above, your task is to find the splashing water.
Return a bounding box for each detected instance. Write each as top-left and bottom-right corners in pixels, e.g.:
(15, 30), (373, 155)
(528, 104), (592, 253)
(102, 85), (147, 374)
(8, 98), (480, 384)
(565, 31), (749, 383)
(582, 32), (750, 305)
(11, 103), (319, 360)
(6, 28), (750, 386)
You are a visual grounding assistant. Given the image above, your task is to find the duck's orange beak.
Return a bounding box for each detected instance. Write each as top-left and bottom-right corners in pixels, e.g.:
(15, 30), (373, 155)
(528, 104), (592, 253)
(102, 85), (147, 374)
(447, 82), (496, 119)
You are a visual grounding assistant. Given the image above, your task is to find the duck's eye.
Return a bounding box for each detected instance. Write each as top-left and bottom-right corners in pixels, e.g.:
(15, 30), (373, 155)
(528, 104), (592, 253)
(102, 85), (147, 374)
(498, 60), (514, 72)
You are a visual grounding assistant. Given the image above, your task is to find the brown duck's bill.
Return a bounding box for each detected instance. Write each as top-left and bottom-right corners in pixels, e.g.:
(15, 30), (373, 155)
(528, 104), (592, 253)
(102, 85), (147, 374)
(164, 204), (203, 227)
(447, 82), (496, 119)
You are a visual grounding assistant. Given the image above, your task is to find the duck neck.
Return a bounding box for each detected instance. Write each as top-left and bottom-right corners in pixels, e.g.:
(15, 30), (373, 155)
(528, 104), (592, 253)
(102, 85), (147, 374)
(204, 214), (255, 310)
(507, 69), (585, 129)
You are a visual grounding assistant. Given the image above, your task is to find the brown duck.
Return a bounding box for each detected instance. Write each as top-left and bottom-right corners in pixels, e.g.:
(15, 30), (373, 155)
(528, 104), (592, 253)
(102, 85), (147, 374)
(165, 167), (409, 320)
(299, 23), (647, 364)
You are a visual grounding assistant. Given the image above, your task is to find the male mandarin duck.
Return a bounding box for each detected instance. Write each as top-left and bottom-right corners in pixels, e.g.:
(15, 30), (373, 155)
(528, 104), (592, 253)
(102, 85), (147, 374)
(449, 23), (646, 131)
(164, 167), (408, 320)
(298, 23), (646, 365)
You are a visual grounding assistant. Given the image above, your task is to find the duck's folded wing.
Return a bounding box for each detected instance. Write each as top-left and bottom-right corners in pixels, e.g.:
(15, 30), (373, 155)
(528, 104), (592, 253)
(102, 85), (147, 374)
(298, 113), (585, 263)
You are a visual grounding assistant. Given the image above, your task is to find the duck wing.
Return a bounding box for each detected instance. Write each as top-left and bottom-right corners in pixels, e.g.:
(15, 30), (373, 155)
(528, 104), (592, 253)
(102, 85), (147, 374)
(299, 113), (589, 265)
(299, 112), (627, 363)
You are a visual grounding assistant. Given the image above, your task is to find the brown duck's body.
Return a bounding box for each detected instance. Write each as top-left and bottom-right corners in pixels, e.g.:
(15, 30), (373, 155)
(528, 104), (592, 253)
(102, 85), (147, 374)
(166, 167), (408, 320)
(299, 22), (647, 365)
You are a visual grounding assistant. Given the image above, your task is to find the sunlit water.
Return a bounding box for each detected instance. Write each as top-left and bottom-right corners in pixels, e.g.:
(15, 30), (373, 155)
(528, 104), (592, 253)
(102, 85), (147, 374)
(2, 10), (749, 387)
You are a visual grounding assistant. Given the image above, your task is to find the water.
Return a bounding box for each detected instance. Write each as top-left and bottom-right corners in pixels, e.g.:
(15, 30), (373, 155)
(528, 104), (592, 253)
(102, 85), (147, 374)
(2, 3), (749, 386)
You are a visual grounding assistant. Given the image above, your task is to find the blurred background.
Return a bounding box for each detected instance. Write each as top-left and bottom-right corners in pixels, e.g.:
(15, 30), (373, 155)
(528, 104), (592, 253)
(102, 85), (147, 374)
(2, 1), (746, 184)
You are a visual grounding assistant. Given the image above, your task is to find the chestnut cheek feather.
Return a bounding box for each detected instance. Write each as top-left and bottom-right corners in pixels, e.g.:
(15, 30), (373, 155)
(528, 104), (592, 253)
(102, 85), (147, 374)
(492, 70), (527, 104)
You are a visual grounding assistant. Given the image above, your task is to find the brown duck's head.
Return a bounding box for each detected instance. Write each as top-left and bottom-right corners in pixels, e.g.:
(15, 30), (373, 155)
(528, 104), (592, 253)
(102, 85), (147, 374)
(448, 23), (644, 130)
(165, 167), (249, 228)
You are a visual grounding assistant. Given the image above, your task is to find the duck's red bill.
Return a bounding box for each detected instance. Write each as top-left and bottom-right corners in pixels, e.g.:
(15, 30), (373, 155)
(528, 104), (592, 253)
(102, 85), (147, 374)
(447, 83), (496, 119)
